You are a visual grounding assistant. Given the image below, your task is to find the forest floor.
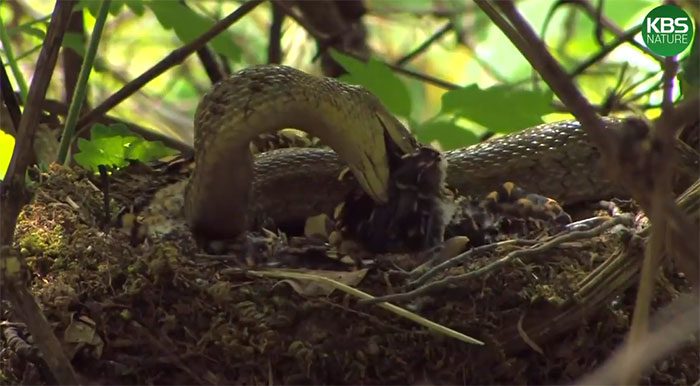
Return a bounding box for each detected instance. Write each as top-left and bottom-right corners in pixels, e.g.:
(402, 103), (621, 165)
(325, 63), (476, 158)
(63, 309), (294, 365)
(1, 164), (697, 385)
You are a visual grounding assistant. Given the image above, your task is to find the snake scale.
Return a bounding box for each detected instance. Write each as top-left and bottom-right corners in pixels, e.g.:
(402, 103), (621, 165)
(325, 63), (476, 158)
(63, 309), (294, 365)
(183, 65), (693, 240)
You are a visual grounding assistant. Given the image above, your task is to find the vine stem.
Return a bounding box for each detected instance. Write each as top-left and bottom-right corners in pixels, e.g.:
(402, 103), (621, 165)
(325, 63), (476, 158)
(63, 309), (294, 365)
(0, 12), (29, 101)
(56, 0), (111, 163)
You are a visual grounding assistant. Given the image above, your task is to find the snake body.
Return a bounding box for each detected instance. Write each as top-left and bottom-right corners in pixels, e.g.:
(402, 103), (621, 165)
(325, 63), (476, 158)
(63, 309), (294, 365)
(183, 65), (690, 240)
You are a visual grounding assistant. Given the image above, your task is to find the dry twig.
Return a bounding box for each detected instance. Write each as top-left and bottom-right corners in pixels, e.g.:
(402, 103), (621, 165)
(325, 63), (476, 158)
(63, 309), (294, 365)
(366, 215), (631, 305)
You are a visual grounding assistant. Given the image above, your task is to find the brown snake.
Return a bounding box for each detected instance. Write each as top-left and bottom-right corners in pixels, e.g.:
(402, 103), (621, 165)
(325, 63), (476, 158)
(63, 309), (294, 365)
(183, 65), (697, 240)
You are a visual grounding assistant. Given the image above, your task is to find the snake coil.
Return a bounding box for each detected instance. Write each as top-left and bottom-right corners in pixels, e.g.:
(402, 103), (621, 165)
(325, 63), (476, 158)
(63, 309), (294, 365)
(183, 65), (695, 241)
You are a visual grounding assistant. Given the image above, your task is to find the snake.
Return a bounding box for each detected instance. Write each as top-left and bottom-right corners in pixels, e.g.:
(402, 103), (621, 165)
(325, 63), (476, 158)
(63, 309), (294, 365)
(183, 65), (697, 240)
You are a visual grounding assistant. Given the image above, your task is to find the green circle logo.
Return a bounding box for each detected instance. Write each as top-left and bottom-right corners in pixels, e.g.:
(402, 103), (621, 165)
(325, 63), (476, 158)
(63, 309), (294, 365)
(642, 5), (694, 56)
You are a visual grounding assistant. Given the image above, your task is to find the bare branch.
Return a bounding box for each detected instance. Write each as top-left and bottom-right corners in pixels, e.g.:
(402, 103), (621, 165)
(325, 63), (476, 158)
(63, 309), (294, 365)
(74, 0), (263, 136)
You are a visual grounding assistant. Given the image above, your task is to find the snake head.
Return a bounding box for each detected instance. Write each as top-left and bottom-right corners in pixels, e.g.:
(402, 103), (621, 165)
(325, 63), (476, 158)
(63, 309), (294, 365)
(347, 105), (421, 204)
(350, 152), (390, 203)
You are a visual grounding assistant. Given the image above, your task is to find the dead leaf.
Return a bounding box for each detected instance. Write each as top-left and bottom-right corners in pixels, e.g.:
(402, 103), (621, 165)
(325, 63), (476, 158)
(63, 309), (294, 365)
(276, 268), (368, 296)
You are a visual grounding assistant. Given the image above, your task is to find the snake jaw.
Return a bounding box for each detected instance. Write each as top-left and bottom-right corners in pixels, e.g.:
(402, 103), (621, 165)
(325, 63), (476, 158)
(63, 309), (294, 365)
(352, 152), (390, 203)
(375, 110), (419, 155)
(349, 109), (421, 204)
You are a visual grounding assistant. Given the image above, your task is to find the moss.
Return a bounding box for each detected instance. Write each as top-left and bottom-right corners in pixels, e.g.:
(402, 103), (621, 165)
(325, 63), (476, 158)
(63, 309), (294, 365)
(17, 223), (67, 257)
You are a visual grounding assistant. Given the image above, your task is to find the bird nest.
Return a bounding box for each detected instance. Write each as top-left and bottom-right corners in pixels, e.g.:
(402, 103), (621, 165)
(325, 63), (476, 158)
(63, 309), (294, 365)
(1, 164), (696, 385)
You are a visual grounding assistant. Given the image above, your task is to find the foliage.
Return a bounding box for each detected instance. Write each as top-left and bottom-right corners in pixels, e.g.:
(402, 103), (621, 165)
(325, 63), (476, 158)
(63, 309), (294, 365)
(0, 1), (694, 177)
(0, 131), (14, 180)
(73, 123), (177, 173)
(145, 1), (241, 61)
(331, 50), (555, 148)
(332, 51), (413, 119)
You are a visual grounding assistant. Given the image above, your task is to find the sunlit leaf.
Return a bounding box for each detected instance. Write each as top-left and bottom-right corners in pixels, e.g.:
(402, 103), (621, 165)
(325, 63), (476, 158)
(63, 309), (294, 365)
(126, 140), (178, 163)
(441, 84), (554, 133)
(74, 137), (130, 172)
(331, 50), (412, 118)
(147, 2), (241, 61)
(0, 130), (15, 181)
(74, 123), (178, 173)
(123, 0), (145, 16)
(414, 119), (479, 150)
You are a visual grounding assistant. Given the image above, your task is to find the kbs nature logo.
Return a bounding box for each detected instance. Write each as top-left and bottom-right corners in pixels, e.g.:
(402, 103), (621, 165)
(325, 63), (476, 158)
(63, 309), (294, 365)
(642, 4), (694, 57)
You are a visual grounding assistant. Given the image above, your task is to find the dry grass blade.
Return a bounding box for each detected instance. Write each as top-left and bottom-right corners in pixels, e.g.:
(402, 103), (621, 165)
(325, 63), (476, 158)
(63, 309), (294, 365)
(245, 269), (484, 345)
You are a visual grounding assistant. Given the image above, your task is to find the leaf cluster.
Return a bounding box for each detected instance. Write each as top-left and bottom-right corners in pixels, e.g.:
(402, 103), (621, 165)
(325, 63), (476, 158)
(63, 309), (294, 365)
(73, 123), (177, 173)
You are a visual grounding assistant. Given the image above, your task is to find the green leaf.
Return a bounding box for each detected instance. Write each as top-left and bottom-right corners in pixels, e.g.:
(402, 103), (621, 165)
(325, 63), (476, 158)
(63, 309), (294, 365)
(123, 0), (145, 16)
(74, 137), (130, 172)
(147, 1), (241, 61)
(73, 123), (178, 172)
(441, 84), (554, 133)
(62, 32), (86, 57)
(331, 50), (412, 118)
(126, 140), (178, 163)
(414, 120), (479, 150)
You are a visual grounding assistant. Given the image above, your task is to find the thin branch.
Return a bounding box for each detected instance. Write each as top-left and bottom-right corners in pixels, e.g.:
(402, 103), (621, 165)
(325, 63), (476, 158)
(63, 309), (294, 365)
(395, 21), (452, 66)
(540, 1), (574, 56)
(180, 1), (226, 84)
(573, 0), (663, 65)
(366, 216), (630, 305)
(625, 216), (666, 384)
(0, 57), (22, 134)
(16, 92), (193, 155)
(476, 0), (612, 155)
(267, 3), (283, 64)
(570, 25), (642, 77)
(62, 8), (84, 105)
(195, 47), (225, 84)
(273, 0), (460, 90)
(661, 56), (679, 118)
(458, 37), (511, 83)
(409, 239), (535, 287)
(592, 0), (605, 46)
(57, 0), (112, 164)
(74, 0), (263, 136)
(624, 78), (664, 105)
(623, 58), (685, 385)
